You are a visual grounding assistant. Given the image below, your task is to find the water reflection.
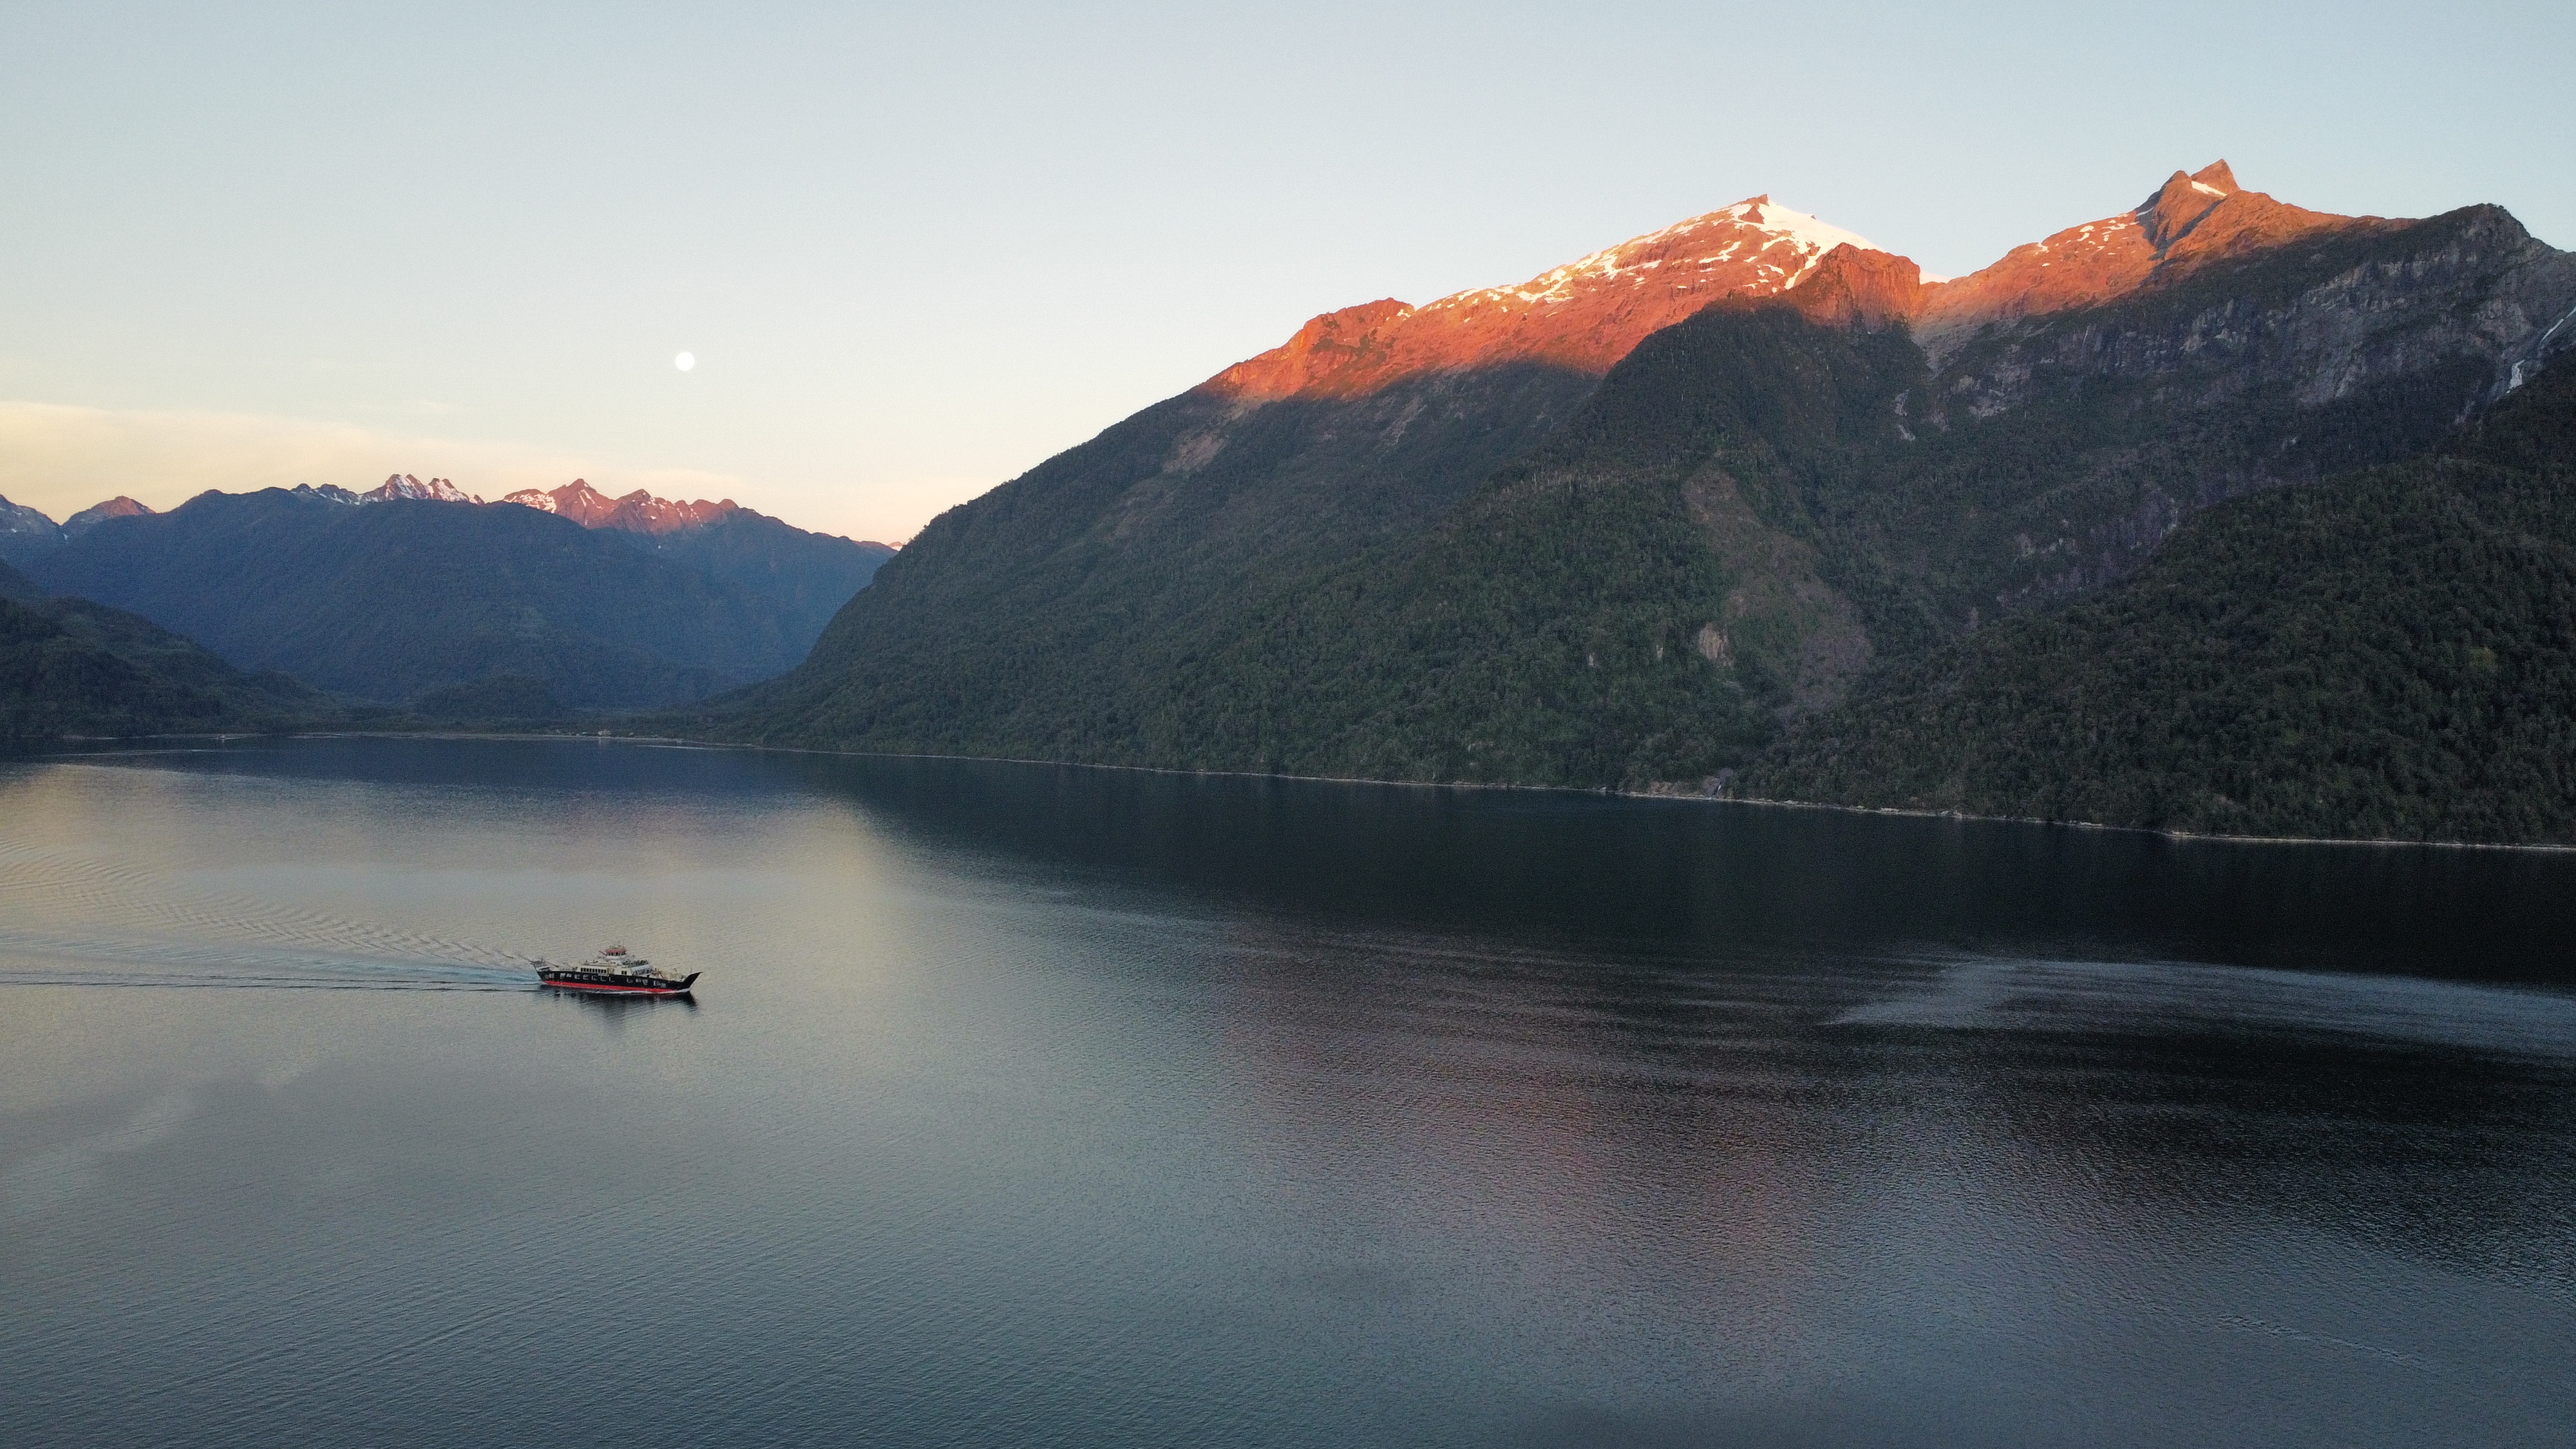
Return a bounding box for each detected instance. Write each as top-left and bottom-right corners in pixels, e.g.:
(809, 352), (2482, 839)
(0, 739), (2570, 1448)
(745, 748), (2576, 980)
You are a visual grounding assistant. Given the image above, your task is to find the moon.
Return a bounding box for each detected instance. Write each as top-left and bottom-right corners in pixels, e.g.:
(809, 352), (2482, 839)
(674, 351), (696, 372)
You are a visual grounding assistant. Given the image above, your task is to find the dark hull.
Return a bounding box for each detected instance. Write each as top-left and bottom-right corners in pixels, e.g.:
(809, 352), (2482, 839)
(538, 969), (700, 996)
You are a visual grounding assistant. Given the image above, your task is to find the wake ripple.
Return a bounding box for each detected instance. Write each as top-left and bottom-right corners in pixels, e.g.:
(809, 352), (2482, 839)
(0, 838), (538, 992)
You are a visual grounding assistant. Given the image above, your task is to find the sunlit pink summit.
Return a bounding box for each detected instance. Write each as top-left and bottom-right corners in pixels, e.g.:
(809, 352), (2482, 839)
(502, 478), (741, 535)
(1209, 197), (1883, 399)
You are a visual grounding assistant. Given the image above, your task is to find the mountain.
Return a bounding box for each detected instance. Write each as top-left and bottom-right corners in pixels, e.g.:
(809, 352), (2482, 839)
(24, 488), (809, 709)
(0, 556), (42, 603)
(0, 495), (64, 565)
(406, 673), (572, 726)
(8, 471), (888, 710)
(679, 164), (2576, 815)
(504, 477), (735, 533)
(1, 591), (334, 739)
(1208, 196), (1879, 399)
(1743, 350), (2576, 842)
(1911, 162), (2383, 348)
(670, 198), (1909, 749)
(501, 479), (895, 647)
(0, 493), (158, 565)
(365, 473), (478, 504)
(64, 495), (155, 535)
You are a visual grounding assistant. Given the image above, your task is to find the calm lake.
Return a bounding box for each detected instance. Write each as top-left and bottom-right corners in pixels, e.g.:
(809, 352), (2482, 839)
(4, 737), (2573, 1447)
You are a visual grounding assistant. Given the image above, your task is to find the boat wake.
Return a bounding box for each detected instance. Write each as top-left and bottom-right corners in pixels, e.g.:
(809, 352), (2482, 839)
(0, 838), (538, 992)
(1832, 950), (2576, 1060)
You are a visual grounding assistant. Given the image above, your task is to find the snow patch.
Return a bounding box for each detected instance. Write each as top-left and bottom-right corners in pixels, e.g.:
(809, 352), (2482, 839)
(1732, 198), (1877, 266)
(361, 473), (480, 505)
(1425, 195), (1881, 311)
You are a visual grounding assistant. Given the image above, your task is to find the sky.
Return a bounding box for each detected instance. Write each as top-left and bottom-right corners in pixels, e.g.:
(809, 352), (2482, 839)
(3, 1), (2569, 545)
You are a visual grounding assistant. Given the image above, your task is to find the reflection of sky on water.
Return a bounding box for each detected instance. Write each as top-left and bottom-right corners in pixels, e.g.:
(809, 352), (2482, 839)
(1, 739), (2572, 1448)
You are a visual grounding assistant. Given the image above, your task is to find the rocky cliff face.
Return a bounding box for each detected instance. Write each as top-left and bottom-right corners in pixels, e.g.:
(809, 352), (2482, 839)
(1911, 161), (2385, 353)
(1779, 245), (1925, 330)
(1893, 198), (2576, 621)
(1926, 204), (2576, 421)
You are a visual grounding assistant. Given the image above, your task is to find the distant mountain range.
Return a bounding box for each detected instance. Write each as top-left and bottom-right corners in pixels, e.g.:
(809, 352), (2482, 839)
(501, 479), (896, 651)
(672, 160), (2576, 843)
(2, 477), (893, 716)
(0, 494), (153, 564)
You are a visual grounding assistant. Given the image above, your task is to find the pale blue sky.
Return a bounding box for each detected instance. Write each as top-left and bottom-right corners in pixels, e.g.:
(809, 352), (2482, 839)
(3, 1), (2567, 542)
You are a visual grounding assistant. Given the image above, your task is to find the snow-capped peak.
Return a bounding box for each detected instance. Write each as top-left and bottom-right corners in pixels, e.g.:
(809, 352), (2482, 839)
(1422, 194), (1880, 315)
(1209, 193), (1904, 399)
(499, 478), (741, 535)
(1725, 197), (1878, 276)
(362, 473), (480, 505)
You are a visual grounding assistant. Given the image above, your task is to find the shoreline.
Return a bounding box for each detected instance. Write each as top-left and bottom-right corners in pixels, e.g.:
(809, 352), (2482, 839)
(22, 726), (2576, 857)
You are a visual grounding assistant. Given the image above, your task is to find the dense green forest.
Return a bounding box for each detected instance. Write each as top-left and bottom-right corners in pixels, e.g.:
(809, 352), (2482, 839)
(406, 674), (572, 726)
(1745, 354), (2576, 843)
(1149, 279), (2504, 790)
(689, 359), (1604, 758)
(0, 593), (336, 739)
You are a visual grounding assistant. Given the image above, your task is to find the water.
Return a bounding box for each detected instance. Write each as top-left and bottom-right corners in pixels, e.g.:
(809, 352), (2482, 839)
(3, 737), (2573, 1448)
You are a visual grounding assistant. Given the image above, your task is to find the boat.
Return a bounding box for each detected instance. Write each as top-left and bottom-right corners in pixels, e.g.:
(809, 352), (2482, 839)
(534, 945), (699, 996)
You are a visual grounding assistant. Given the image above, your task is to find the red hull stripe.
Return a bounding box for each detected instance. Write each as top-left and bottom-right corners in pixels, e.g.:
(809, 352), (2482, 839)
(539, 980), (690, 994)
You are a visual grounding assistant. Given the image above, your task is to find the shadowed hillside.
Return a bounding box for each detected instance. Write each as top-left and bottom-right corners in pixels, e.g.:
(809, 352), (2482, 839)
(1, 592), (336, 738)
(28, 491), (802, 709)
(1743, 352), (2576, 843)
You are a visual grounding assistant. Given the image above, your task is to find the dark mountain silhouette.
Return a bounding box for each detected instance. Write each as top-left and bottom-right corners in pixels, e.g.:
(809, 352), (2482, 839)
(26, 489), (806, 708)
(16, 479), (889, 710)
(500, 480), (893, 652)
(0, 495), (65, 566)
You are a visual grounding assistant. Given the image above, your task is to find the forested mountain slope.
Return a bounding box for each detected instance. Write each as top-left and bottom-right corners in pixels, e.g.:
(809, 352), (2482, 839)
(1, 592), (333, 739)
(691, 172), (2575, 788)
(675, 200), (1897, 753)
(1743, 354), (2576, 844)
